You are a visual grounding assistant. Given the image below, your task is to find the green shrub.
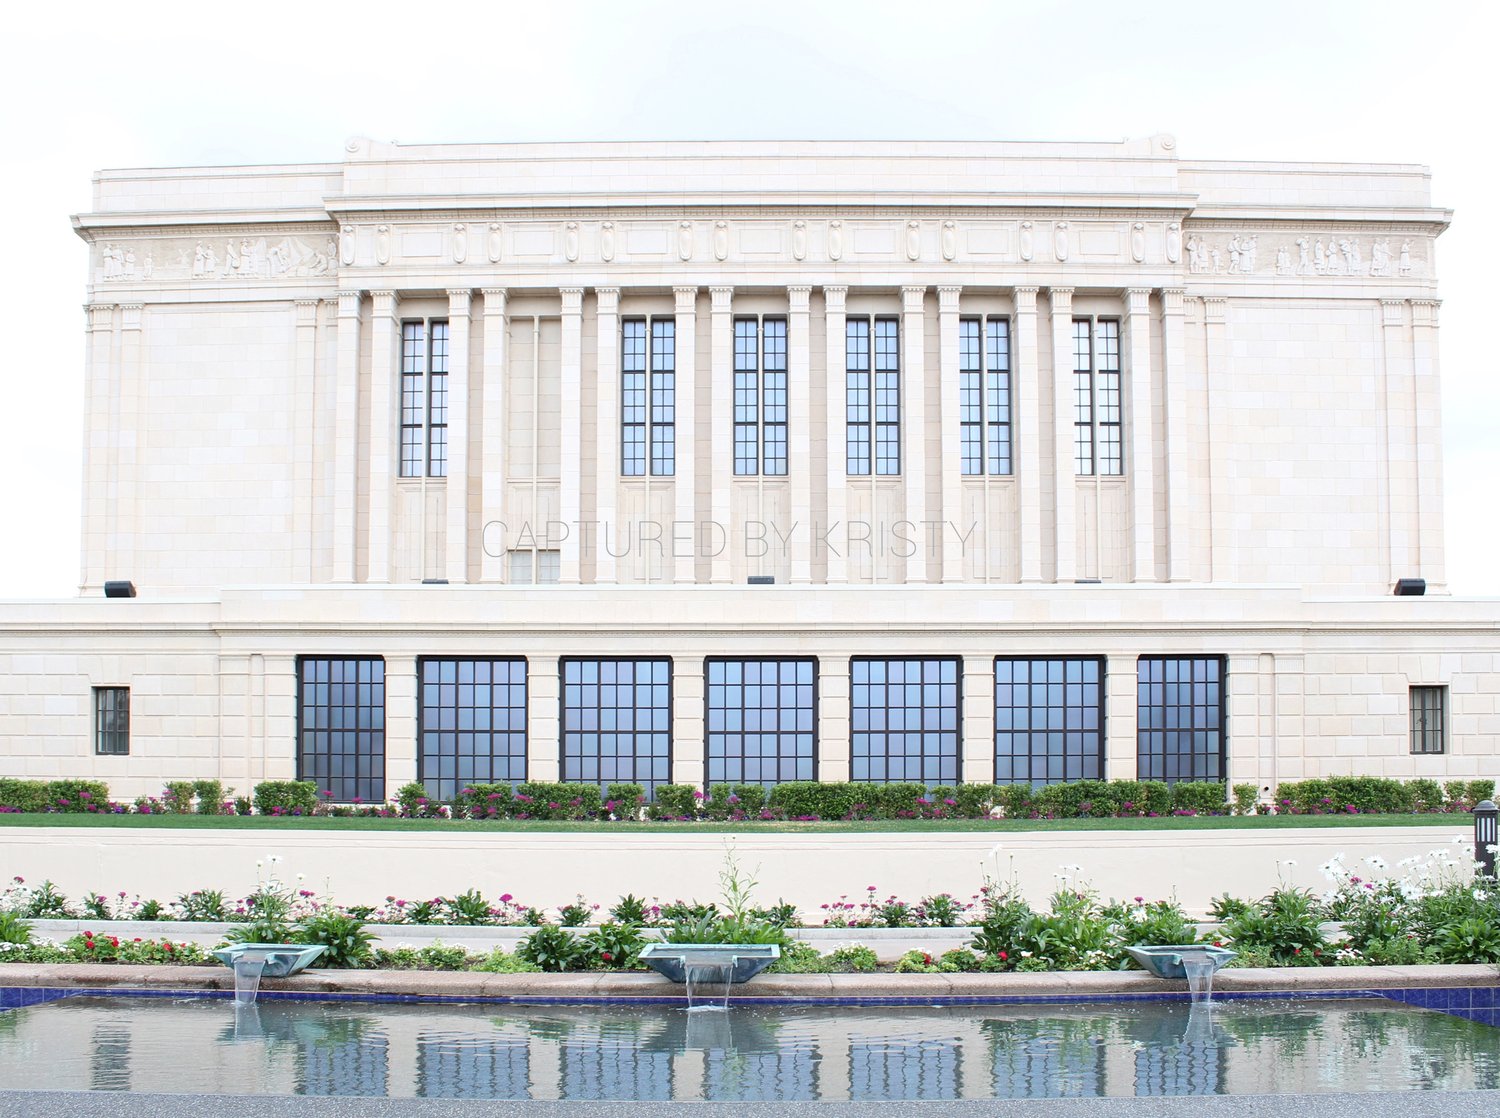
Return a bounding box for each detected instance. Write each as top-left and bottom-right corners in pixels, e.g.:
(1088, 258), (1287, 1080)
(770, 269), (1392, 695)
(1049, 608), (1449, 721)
(516, 924), (588, 972)
(767, 781), (860, 820)
(192, 780), (227, 815)
(46, 780), (111, 814)
(1468, 780), (1497, 806)
(233, 796), (253, 816)
(162, 781), (196, 814)
(826, 944), (879, 972)
(0, 779), (51, 813)
(858, 783), (929, 819)
(296, 911), (375, 968)
(1035, 780), (1118, 818)
(649, 784), (701, 820)
(253, 780), (319, 816)
(604, 784), (646, 818)
(456, 783), (513, 819)
(953, 783), (997, 818)
(1171, 782), (1227, 815)
(1222, 888), (1329, 965)
(470, 948), (541, 973)
(1105, 897), (1200, 954)
(1325, 776), (1411, 814)
(1232, 784), (1259, 816)
(394, 781), (434, 817)
(1407, 778), (1446, 813)
(704, 783), (767, 819)
(514, 782), (602, 821)
(581, 922), (647, 969)
(0, 912), (32, 945)
(993, 784), (1035, 818)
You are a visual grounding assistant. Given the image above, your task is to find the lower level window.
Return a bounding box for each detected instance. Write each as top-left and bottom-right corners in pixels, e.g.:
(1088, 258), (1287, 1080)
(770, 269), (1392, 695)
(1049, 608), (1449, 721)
(419, 658), (528, 800)
(509, 549), (560, 584)
(1410, 686), (1446, 754)
(1136, 657), (1224, 784)
(850, 658), (960, 784)
(93, 687), (130, 755)
(706, 658), (816, 787)
(561, 659), (671, 794)
(994, 658), (1104, 786)
(298, 657), (386, 803)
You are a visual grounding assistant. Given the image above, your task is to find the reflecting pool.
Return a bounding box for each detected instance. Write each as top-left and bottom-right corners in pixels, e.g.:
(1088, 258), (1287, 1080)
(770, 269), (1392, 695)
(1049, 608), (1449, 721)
(0, 995), (1496, 1099)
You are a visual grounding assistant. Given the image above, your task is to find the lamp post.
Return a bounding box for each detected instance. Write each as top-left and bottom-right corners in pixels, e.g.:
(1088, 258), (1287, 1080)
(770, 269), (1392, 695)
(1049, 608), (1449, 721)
(1474, 800), (1498, 879)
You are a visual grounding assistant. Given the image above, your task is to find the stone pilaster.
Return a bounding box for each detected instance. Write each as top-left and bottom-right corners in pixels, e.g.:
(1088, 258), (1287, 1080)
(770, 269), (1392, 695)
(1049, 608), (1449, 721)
(292, 300), (320, 583)
(1015, 287), (1042, 583)
(333, 290), (363, 583)
(1048, 287), (1076, 582)
(709, 287), (734, 584)
(594, 288), (621, 583)
(673, 287), (698, 583)
(479, 289), (508, 582)
(1125, 288), (1156, 582)
(445, 289), (473, 583)
(938, 286), (964, 583)
(902, 286), (928, 583)
(558, 288), (584, 583)
(1161, 288), (1190, 582)
(366, 290), (399, 583)
(787, 285), (813, 583)
(822, 286), (848, 584)
(1411, 299), (1447, 590)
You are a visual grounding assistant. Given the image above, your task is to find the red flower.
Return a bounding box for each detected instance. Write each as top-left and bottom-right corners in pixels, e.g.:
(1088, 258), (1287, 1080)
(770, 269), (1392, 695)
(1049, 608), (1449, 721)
(998, 951), (1008, 961)
(601, 952), (614, 962)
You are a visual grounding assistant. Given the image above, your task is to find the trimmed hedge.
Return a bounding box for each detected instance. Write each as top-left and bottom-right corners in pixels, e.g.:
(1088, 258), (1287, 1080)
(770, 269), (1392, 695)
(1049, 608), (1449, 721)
(1275, 776), (1494, 815)
(456, 783), (514, 819)
(514, 781), (602, 821)
(252, 780), (319, 816)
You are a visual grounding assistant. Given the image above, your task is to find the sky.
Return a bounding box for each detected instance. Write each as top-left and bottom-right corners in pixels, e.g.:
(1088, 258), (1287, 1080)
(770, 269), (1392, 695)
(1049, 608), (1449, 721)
(0, 0), (1495, 596)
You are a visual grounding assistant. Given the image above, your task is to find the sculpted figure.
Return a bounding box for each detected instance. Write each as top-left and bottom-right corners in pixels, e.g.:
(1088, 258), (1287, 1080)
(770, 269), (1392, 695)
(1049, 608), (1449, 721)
(1398, 240), (1413, 275)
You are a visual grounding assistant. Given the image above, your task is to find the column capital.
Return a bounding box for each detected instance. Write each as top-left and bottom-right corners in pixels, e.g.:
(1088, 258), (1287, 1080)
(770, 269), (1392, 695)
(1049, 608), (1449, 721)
(336, 290), (363, 316)
(1202, 296), (1227, 325)
(595, 287), (620, 312)
(823, 285), (848, 311)
(559, 287), (584, 313)
(901, 285), (926, 311)
(1124, 288), (1152, 313)
(937, 286), (962, 313)
(446, 288), (473, 315)
(1161, 288), (1185, 314)
(118, 304), (143, 330)
(1047, 287), (1074, 312)
(1381, 299), (1406, 327)
(369, 290), (398, 319)
(1410, 299), (1441, 328)
(710, 286), (734, 312)
(787, 285), (811, 312)
(674, 286), (698, 312)
(295, 299), (320, 326)
(85, 303), (114, 331)
(1013, 286), (1039, 312)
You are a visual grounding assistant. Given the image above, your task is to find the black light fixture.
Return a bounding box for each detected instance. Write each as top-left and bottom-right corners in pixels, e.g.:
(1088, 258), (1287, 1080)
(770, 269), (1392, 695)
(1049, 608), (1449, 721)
(103, 581), (137, 599)
(1394, 578), (1427, 596)
(421, 578), (449, 585)
(1475, 800), (1497, 878)
(747, 575), (775, 585)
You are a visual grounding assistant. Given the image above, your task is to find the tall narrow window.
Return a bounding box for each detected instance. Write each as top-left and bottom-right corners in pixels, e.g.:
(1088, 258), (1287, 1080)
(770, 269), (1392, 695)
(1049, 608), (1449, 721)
(705, 658), (816, 786)
(1072, 318), (1121, 476)
(850, 657), (960, 783)
(622, 318), (675, 476)
(1136, 657), (1224, 784)
(959, 318), (1012, 476)
(94, 687), (130, 755)
(733, 317), (788, 476)
(418, 658), (528, 800)
(846, 318), (900, 476)
(298, 657), (386, 802)
(994, 658), (1104, 785)
(1410, 686), (1446, 754)
(400, 320), (449, 478)
(561, 658), (672, 794)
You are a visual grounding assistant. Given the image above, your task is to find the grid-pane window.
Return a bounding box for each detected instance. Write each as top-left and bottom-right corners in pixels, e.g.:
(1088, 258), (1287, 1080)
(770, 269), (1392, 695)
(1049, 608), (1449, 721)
(994, 658), (1104, 786)
(622, 318), (675, 477)
(959, 318), (1012, 476)
(706, 659), (816, 787)
(733, 317), (788, 477)
(508, 550), (560, 585)
(399, 320), (449, 478)
(850, 658), (960, 783)
(94, 687), (129, 755)
(298, 658), (386, 803)
(418, 659), (528, 801)
(1136, 657), (1224, 784)
(622, 319), (647, 476)
(846, 318), (900, 476)
(650, 319), (676, 475)
(561, 659), (671, 794)
(1410, 686), (1446, 754)
(1073, 318), (1121, 476)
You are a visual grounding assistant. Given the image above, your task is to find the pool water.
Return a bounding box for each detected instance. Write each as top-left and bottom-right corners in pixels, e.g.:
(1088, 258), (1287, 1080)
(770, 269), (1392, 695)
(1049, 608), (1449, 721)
(0, 995), (1496, 1099)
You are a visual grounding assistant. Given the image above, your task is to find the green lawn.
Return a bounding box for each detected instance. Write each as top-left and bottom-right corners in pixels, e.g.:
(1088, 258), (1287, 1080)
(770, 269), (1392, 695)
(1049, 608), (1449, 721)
(0, 812), (1466, 834)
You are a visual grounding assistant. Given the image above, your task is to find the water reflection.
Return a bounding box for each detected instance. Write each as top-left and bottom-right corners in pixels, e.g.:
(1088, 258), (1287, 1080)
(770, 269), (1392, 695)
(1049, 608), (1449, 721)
(0, 996), (1496, 1100)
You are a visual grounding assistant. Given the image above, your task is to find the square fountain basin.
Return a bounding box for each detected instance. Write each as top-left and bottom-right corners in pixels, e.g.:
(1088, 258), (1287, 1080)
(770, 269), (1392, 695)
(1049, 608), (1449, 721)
(1123, 944), (1236, 980)
(213, 944), (327, 978)
(638, 944), (780, 984)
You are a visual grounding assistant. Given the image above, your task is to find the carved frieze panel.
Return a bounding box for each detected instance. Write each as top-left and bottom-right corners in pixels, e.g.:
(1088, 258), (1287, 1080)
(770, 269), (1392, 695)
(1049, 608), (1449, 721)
(1183, 230), (1425, 279)
(96, 234), (338, 283)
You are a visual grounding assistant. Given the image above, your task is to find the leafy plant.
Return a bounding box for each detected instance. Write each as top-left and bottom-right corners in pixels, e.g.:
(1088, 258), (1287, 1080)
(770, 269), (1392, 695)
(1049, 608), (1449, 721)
(558, 896), (595, 927)
(826, 944), (878, 972)
(1232, 784), (1259, 815)
(0, 912), (32, 945)
(916, 893), (969, 927)
(1222, 888), (1329, 965)
(253, 780), (319, 816)
(581, 922), (646, 969)
(193, 780), (227, 815)
(516, 924), (588, 972)
(23, 880), (74, 919)
(1435, 916), (1500, 963)
(649, 784), (701, 820)
(162, 782), (196, 815)
(1208, 893), (1251, 921)
(609, 894), (651, 925)
(444, 889), (495, 926)
(175, 889), (228, 922)
(295, 911), (375, 968)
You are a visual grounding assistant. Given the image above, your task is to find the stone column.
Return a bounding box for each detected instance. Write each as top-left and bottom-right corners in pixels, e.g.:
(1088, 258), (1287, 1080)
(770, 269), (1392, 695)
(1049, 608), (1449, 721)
(113, 303), (143, 584)
(788, 285), (814, 584)
(672, 656), (706, 788)
(1161, 288), (1190, 582)
(528, 659), (562, 782)
(1203, 297), (1229, 583)
(367, 290), (399, 583)
(559, 288), (584, 583)
(79, 303), (114, 593)
(1411, 299), (1447, 589)
(1105, 653), (1139, 781)
(1015, 287), (1042, 583)
(333, 290), (362, 582)
(594, 288), (621, 583)
(384, 654), (419, 795)
(444, 289), (473, 583)
(479, 289), (508, 582)
(1048, 287), (1076, 582)
(673, 287), (698, 583)
(709, 287), (734, 584)
(902, 286), (928, 583)
(818, 658), (851, 782)
(823, 287), (849, 584)
(291, 300), (320, 584)
(961, 654), (995, 784)
(1381, 299), (1413, 582)
(938, 286), (964, 583)
(1125, 288), (1156, 582)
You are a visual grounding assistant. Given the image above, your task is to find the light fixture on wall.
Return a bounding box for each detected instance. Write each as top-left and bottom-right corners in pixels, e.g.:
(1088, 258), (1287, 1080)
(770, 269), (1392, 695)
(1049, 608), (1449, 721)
(747, 575), (775, 585)
(103, 581), (137, 598)
(1394, 578), (1427, 596)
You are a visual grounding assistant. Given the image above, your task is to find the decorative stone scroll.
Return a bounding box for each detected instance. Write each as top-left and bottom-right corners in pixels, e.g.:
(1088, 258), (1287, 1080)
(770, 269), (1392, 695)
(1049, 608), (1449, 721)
(678, 221), (694, 261)
(452, 223), (467, 264)
(487, 223), (503, 264)
(713, 220), (729, 261)
(375, 225), (390, 266)
(792, 220), (807, 261)
(827, 219), (843, 261)
(941, 220), (956, 261)
(1019, 221), (1034, 262)
(905, 220), (921, 262)
(565, 222), (580, 263)
(600, 221), (615, 263)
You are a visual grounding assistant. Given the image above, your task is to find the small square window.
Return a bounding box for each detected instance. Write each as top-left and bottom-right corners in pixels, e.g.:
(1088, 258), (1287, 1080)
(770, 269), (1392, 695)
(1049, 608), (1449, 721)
(94, 687), (130, 755)
(1410, 686), (1446, 754)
